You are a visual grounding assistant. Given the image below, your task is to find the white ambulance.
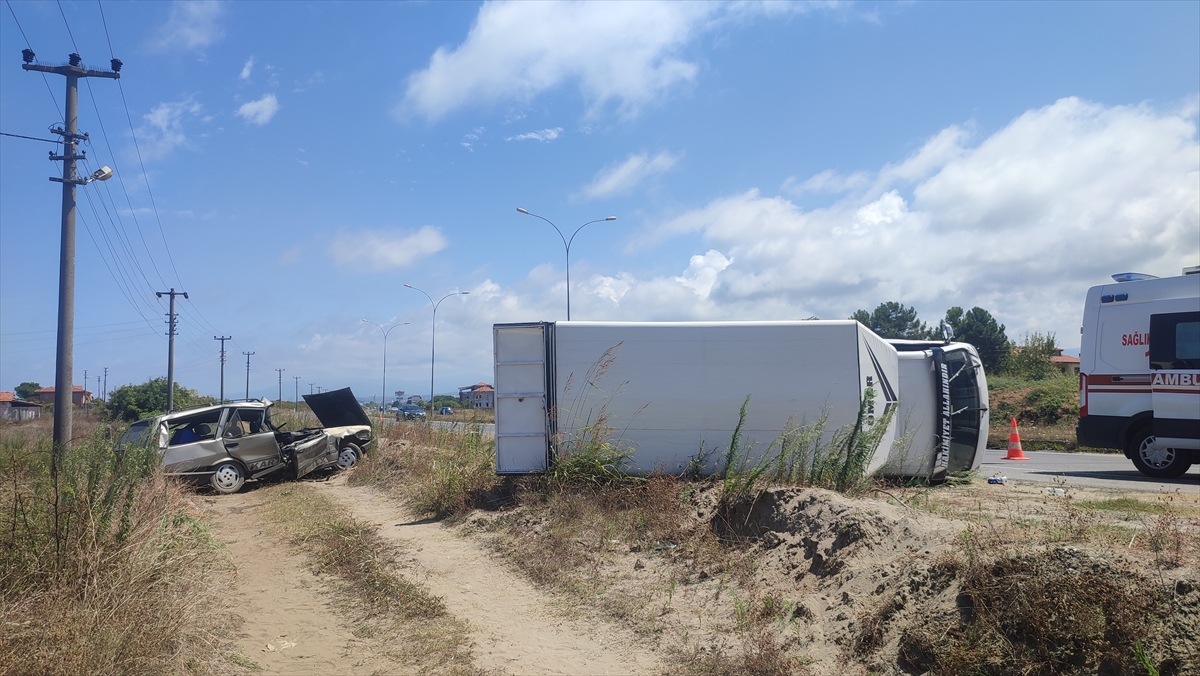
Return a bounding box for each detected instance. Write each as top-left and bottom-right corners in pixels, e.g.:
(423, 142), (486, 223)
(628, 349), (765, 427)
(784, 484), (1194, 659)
(1077, 267), (1200, 478)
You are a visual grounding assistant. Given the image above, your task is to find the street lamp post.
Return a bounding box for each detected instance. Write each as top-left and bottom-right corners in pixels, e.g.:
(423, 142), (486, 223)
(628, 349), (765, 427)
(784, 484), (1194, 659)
(404, 285), (469, 413)
(361, 319), (409, 420)
(516, 208), (616, 320)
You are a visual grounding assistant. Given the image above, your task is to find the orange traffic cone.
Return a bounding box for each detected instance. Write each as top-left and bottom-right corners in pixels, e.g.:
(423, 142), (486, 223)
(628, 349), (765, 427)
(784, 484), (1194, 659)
(1003, 417), (1029, 461)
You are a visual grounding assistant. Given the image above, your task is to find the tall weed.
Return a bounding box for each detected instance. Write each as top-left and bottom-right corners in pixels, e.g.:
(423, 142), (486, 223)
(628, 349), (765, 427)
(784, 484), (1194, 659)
(550, 343), (644, 491)
(351, 423), (498, 517)
(0, 427), (232, 674)
(717, 389), (895, 502)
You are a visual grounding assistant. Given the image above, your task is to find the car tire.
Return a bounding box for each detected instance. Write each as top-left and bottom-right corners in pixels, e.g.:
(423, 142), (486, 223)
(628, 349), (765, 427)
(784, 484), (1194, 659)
(210, 461), (246, 494)
(1127, 427), (1191, 479)
(337, 442), (361, 470)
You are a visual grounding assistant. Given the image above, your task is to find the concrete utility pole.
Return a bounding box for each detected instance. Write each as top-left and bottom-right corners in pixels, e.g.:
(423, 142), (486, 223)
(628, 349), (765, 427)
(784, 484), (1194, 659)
(83, 369), (88, 416)
(214, 336), (231, 402)
(243, 352), (255, 400)
(309, 383), (314, 395)
(275, 368), (285, 402)
(157, 288), (188, 411)
(102, 367), (108, 400)
(293, 375), (301, 408)
(23, 50), (120, 452)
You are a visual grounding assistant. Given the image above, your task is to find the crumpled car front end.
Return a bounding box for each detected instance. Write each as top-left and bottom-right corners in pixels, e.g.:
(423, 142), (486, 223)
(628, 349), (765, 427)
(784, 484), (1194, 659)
(302, 387), (373, 466)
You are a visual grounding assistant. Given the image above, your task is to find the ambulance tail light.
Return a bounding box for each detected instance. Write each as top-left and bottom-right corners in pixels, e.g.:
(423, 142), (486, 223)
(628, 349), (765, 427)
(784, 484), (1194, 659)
(1079, 373), (1088, 417)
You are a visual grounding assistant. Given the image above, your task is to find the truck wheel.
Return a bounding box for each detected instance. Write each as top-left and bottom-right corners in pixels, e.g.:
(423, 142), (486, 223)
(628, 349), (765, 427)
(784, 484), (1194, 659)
(210, 461), (246, 494)
(337, 443), (361, 470)
(1128, 429), (1191, 479)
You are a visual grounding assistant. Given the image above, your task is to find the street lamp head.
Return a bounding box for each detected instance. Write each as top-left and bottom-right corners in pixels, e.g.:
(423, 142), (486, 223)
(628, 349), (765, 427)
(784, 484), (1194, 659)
(460, 291), (470, 295)
(404, 283), (414, 289)
(516, 207), (530, 214)
(605, 216), (617, 221)
(89, 166), (113, 182)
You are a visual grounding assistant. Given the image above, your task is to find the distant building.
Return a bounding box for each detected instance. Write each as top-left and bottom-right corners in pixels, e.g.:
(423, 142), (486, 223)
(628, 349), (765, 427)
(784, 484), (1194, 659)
(1050, 349), (1080, 376)
(458, 382), (494, 409)
(406, 394), (424, 405)
(34, 385), (93, 406)
(0, 392), (42, 421)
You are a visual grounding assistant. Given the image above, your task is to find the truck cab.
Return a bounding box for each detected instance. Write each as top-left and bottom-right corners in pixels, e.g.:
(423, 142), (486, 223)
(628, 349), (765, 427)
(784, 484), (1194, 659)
(888, 341), (990, 481)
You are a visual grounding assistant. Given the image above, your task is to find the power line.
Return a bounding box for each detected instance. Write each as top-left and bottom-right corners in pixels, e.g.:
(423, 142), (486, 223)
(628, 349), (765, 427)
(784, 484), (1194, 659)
(4, 0), (62, 119)
(0, 131), (61, 143)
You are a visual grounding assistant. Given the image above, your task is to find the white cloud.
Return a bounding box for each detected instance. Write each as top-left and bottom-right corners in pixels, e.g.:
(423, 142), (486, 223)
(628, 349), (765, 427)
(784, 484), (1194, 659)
(506, 127), (563, 142)
(675, 250), (731, 298)
(462, 126), (485, 151)
(329, 226), (448, 271)
(239, 57), (254, 80)
(399, 1), (716, 120)
(783, 169), (870, 195)
(625, 97), (1199, 344)
(580, 151), (679, 199)
(135, 98), (204, 161)
(236, 94), (280, 125)
(153, 1), (224, 51)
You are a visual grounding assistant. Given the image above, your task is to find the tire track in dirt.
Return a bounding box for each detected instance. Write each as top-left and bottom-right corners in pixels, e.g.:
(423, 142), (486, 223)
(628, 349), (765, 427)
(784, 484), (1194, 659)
(205, 490), (395, 675)
(313, 478), (663, 676)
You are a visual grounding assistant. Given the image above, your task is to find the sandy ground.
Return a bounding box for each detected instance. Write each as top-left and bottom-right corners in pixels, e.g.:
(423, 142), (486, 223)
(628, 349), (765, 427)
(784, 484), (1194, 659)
(309, 477), (663, 675)
(203, 476), (662, 675)
(204, 491), (396, 675)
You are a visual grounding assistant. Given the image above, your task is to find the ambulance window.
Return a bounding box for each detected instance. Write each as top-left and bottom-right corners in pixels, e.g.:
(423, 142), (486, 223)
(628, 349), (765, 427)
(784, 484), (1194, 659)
(1149, 312), (1200, 370)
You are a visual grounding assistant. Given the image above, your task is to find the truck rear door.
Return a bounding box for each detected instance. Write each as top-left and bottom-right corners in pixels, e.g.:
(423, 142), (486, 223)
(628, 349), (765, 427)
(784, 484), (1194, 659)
(494, 323), (553, 473)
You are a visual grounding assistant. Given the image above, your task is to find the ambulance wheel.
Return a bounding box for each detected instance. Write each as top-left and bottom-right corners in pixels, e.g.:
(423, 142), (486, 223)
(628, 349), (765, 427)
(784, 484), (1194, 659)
(210, 461), (246, 494)
(336, 443), (361, 470)
(1128, 429), (1191, 479)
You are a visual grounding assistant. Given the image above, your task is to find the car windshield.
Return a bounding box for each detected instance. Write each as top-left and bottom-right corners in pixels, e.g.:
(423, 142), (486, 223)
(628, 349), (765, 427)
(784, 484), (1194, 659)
(118, 420), (152, 449)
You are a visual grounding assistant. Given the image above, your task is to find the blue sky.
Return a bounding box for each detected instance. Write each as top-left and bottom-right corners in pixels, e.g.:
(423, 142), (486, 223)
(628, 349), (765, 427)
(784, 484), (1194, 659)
(2, 0), (1198, 404)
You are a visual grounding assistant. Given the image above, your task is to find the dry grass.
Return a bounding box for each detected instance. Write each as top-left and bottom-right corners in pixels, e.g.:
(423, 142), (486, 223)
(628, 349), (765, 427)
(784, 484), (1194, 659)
(350, 423), (501, 518)
(258, 483), (479, 674)
(0, 421), (239, 675)
(894, 479), (1200, 675)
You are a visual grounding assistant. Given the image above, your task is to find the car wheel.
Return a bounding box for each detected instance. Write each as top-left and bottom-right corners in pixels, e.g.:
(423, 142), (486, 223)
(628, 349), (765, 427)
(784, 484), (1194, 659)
(1127, 428), (1191, 479)
(337, 442), (361, 470)
(210, 461), (246, 494)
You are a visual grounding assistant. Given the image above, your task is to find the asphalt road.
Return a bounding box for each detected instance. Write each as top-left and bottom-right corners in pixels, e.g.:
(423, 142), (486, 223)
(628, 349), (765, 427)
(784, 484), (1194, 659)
(979, 448), (1200, 493)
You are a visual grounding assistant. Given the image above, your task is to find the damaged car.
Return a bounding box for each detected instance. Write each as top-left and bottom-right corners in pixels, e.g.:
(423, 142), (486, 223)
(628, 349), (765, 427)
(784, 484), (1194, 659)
(120, 387), (372, 494)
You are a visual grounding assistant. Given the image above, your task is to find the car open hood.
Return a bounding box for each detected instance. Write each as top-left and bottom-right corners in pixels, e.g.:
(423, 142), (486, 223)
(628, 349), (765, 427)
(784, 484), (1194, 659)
(303, 387), (371, 428)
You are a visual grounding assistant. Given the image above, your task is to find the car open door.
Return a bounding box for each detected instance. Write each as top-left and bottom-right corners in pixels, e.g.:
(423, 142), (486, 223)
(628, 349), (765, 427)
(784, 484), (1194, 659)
(221, 407), (286, 476)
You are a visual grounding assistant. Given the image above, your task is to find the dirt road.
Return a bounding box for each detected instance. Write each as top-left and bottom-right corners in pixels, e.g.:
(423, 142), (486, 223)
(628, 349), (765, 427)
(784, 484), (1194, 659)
(205, 477), (662, 675)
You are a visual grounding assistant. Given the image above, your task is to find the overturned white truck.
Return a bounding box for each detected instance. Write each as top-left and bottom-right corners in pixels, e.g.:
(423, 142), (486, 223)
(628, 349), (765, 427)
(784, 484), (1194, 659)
(493, 321), (989, 483)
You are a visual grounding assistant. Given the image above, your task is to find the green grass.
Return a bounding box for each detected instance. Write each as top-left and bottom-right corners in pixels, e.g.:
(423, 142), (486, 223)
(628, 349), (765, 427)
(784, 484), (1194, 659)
(1074, 497), (1166, 515)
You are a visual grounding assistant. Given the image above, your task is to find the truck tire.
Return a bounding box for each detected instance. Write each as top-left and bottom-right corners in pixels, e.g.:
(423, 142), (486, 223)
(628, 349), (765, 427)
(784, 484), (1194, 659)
(1127, 427), (1191, 479)
(210, 461), (246, 494)
(337, 442), (361, 470)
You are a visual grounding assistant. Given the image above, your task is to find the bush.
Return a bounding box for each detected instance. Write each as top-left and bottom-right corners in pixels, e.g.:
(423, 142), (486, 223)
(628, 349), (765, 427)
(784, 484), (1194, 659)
(105, 377), (216, 422)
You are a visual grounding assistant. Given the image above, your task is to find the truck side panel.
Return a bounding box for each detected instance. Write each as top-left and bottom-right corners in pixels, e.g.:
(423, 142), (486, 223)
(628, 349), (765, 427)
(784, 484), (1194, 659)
(551, 321), (887, 476)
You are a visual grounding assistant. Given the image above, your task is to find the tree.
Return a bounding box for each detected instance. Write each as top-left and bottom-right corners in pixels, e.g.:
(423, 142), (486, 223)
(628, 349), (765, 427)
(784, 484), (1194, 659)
(1006, 332), (1059, 380)
(106, 377), (216, 422)
(944, 306), (1011, 372)
(14, 382), (41, 401)
(850, 302), (936, 340)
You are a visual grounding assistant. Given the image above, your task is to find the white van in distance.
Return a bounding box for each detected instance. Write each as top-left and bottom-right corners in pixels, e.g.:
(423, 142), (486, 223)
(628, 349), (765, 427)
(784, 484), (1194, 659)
(1076, 267), (1200, 477)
